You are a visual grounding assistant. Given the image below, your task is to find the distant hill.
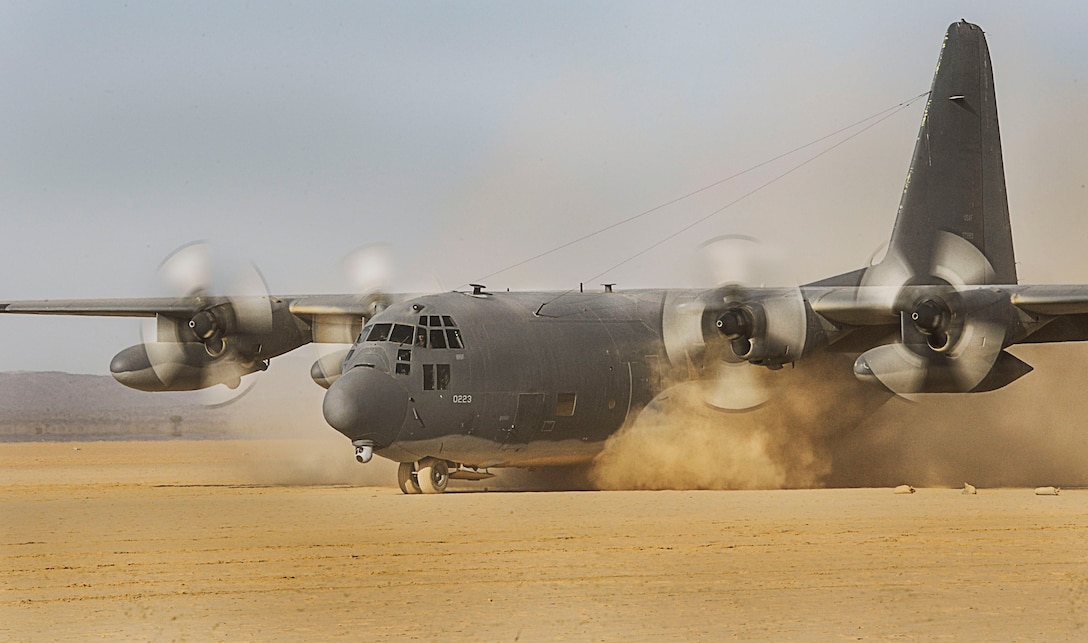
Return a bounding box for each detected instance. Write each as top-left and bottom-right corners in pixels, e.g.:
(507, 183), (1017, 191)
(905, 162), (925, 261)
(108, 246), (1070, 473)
(0, 371), (231, 441)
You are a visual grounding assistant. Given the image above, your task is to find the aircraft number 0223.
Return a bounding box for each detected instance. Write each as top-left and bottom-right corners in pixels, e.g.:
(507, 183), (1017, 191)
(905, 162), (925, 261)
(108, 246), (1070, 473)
(452, 394), (473, 404)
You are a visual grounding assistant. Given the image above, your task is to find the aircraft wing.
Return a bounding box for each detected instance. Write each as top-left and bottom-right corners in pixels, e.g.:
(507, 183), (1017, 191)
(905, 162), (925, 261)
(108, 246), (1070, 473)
(1009, 286), (1088, 316)
(287, 294), (395, 317)
(0, 298), (203, 317)
(0, 294), (390, 318)
(806, 284), (1088, 350)
(809, 285), (1088, 323)
(0, 293), (396, 392)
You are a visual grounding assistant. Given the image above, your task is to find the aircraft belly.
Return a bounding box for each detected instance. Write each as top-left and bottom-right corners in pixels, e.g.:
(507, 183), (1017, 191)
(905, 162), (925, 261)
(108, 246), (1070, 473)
(387, 434), (604, 468)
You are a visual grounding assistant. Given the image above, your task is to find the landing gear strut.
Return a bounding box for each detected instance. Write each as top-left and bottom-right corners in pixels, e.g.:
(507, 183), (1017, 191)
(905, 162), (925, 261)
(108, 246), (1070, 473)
(395, 458), (493, 494)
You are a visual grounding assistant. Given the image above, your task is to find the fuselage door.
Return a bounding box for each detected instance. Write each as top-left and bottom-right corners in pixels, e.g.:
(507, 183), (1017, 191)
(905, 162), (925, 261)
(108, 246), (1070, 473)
(506, 392), (545, 447)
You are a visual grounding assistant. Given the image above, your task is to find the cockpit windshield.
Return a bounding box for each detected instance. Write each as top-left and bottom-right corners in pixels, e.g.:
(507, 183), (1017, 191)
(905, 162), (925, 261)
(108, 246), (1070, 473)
(389, 323), (414, 345)
(365, 322), (414, 345)
(363, 316), (464, 349)
(367, 323), (391, 342)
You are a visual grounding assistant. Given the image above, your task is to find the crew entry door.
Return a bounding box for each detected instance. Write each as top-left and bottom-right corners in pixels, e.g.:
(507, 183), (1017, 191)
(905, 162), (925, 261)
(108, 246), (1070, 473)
(505, 393), (545, 447)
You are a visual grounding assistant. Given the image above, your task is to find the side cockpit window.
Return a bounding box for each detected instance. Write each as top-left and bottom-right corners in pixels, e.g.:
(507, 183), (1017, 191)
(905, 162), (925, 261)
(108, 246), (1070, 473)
(416, 315), (464, 349)
(445, 328), (463, 349)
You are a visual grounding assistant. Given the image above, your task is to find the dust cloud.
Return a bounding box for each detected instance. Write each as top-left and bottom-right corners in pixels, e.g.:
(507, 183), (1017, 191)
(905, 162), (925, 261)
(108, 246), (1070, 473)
(591, 354), (888, 490)
(828, 344), (1088, 489)
(185, 341), (1088, 492)
(592, 345), (1088, 491)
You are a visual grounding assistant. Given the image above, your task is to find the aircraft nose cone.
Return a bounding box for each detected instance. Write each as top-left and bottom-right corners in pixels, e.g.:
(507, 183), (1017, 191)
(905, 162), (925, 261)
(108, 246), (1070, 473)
(322, 366), (408, 447)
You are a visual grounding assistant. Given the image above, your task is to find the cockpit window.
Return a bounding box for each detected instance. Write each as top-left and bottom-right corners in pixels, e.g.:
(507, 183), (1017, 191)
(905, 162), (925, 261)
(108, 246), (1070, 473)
(445, 328), (463, 349)
(429, 328), (447, 349)
(389, 323), (414, 345)
(366, 323), (392, 342)
(415, 314), (464, 349)
(364, 322), (421, 346)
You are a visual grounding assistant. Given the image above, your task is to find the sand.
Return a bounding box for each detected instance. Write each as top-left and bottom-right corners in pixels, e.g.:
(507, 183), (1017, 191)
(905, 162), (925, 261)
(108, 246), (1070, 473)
(3, 439), (1088, 641)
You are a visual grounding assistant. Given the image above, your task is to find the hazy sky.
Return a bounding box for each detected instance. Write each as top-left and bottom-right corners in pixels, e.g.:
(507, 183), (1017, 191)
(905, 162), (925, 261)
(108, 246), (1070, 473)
(1, 1), (1086, 374)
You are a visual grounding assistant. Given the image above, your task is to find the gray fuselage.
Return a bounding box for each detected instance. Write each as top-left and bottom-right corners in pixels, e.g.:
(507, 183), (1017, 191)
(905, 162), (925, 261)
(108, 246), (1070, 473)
(329, 289), (677, 468)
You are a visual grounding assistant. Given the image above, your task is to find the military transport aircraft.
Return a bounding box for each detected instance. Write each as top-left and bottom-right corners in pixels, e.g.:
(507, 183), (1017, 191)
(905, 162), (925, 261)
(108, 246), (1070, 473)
(3, 21), (1086, 493)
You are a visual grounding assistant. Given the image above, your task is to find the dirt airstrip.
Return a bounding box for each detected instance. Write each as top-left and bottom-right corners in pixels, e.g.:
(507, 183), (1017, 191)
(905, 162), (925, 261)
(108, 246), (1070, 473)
(3, 439), (1088, 641)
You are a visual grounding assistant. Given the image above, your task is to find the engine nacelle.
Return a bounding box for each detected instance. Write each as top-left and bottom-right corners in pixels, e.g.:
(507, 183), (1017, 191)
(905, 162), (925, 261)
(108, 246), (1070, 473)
(310, 349), (351, 389)
(110, 343), (261, 392)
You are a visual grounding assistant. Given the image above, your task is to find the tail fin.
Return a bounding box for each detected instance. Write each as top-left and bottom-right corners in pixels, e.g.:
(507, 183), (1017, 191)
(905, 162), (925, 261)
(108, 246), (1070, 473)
(876, 21), (1017, 287)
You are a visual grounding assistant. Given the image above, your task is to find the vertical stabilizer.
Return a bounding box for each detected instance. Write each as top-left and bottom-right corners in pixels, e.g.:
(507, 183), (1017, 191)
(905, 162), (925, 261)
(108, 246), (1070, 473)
(873, 21), (1016, 287)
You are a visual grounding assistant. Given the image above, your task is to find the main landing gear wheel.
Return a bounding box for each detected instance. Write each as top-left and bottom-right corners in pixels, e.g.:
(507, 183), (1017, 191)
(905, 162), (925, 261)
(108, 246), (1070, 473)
(398, 461), (421, 495)
(415, 457), (449, 494)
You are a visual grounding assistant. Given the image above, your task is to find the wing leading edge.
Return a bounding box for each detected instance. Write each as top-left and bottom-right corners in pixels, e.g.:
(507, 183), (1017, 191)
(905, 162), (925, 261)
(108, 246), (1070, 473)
(0, 294), (391, 319)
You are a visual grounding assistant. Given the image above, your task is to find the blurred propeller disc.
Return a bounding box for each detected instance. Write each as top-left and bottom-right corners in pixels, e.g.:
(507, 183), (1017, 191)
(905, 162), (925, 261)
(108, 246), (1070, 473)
(700, 234), (792, 288)
(703, 360), (771, 411)
(229, 261), (273, 336)
(342, 243), (395, 294)
(142, 241), (272, 406)
(159, 241), (214, 296)
(697, 234), (793, 412)
(855, 232), (1006, 395)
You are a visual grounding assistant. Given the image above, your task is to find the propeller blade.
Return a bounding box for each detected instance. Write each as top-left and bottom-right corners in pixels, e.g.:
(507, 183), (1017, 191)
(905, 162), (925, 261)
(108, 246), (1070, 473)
(704, 360), (771, 411)
(700, 234), (791, 287)
(158, 241), (214, 296)
(229, 261), (273, 336)
(929, 232), (997, 287)
(944, 317), (1006, 390)
(856, 315), (1006, 395)
(342, 243), (395, 294)
(853, 343), (928, 395)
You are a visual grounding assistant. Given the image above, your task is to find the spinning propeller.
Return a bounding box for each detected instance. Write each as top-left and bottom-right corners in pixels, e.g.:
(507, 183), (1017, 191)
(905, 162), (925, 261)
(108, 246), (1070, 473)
(853, 232), (1017, 394)
(113, 242), (280, 405)
(663, 235), (803, 412)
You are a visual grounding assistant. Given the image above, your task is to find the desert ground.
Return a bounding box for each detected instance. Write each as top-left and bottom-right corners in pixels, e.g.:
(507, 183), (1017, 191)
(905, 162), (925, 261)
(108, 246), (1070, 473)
(3, 439), (1088, 641)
